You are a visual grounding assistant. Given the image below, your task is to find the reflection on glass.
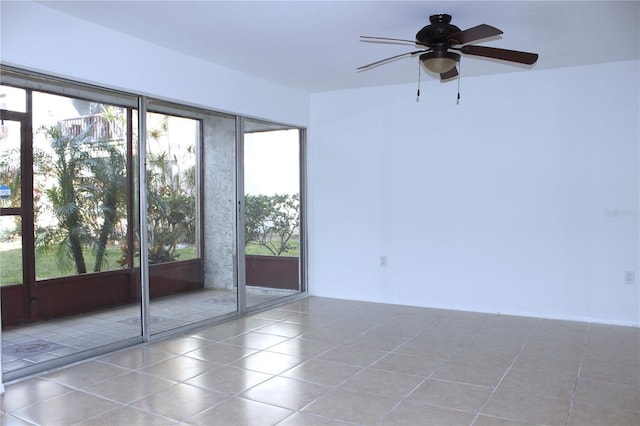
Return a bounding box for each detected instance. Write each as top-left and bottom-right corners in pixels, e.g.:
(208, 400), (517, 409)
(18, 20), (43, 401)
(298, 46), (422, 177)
(32, 92), (128, 280)
(146, 112), (199, 264)
(244, 127), (301, 308)
(0, 85), (27, 113)
(147, 111), (206, 335)
(0, 216), (22, 286)
(0, 121), (21, 208)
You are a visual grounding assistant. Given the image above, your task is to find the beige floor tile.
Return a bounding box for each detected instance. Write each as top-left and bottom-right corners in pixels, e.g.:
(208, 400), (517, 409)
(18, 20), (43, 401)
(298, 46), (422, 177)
(279, 313), (340, 329)
(282, 359), (361, 386)
(368, 322), (429, 339)
(183, 342), (257, 364)
(449, 347), (517, 369)
(482, 389), (571, 425)
(580, 355), (640, 386)
(223, 331), (291, 350)
(380, 400), (476, 426)
(0, 378), (73, 413)
(520, 338), (585, 361)
(371, 352), (445, 376)
(82, 371), (177, 404)
(3, 296), (639, 426)
(588, 324), (640, 342)
(473, 414), (537, 425)
(187, 322), (249, 342)
(431, 360), (508, 387)
(0, 413), (34, 426)
(10, 390), (122, 426)
(298, 327), (358, 344)
(528, 321), (588, 346)
(394, 338), (464, 360)
(534, 318), (589, 335)
(146, 336), (211, 354)
(462, 334), (526, 355)
(188, 396), (293, 426)
(256, 322), (306, 338)
(231, 317), (277, 332)
(131, 382), (229, 421)
(574, 379), (640, 411)
(302, 388), (398, 424)
(477, 316), (539, 338)
(511, 351), (581, 378)
(241, 376), (329, 410)
(585, 342), (640, 365)
(316, 343), (387, 367)
(42, 360), (130, 388)
(97, 346), (175, 369)
(184, 365), (272, 394)
(341, 368), (424, 399)
(230, 350), (303, 375)
(346, 331), (411, 351)
(267, 337), (336, 358)
(139, 355), (212, 382)
(75, 405), (175, 426)
(497, 367), (576, 399)
(277, 411), (355, 425)
(407, 378), (493, 412)
(568, 402), (640, 426)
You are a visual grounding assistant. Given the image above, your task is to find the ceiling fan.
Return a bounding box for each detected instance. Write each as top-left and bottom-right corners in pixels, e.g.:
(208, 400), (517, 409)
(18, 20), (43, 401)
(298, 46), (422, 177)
(358, 14), (539, 82)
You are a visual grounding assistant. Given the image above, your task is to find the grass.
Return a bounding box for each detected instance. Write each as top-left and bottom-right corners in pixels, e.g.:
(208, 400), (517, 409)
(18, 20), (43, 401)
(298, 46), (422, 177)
(245, 240), (299, 257)
(0, 241), (298, 285)
(0, 244), (197, 285)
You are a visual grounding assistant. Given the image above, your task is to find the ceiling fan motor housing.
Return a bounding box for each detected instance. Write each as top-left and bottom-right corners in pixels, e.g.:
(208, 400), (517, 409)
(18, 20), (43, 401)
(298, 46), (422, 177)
(415, 13), (462, 49)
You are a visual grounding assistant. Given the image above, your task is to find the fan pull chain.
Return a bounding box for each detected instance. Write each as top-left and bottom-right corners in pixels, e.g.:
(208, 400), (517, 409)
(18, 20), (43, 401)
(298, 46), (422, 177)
(456, 62), (461, 104)
(416, 61), (421, 102)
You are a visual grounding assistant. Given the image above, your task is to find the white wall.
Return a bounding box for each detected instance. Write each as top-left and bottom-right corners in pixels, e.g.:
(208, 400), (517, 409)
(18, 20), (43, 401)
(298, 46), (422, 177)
(3, 1), (638, 326)
(0, 1), (309, 126)
(309, 60), (640, 326)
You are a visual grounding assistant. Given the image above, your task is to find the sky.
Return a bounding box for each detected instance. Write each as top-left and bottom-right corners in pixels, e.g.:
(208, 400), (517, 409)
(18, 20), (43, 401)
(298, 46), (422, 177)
(244, 129), (300, 196)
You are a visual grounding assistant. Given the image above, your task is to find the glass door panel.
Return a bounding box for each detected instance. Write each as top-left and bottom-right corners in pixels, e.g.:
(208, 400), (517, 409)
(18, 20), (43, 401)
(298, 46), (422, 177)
(146, 108), (237, 335)
(0, 216), (22, 287)
(1, 116), (26, 333)
(1, 88), (142, 380)
(0, 120), (23, 286)
(243, 120), (303, 309)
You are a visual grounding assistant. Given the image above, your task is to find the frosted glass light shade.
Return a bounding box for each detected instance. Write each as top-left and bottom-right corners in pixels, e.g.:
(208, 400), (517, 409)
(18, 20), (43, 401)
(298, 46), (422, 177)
(420, 52), (460, 74)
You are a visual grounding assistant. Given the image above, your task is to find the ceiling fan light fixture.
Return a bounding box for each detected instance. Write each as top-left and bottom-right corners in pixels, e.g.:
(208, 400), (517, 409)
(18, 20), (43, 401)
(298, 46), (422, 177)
(420, 51), (460, 74)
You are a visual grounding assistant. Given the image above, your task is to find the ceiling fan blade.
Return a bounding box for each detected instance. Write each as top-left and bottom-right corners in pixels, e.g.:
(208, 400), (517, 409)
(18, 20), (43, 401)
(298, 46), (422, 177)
(357, 49), (428, 71)
(449, 24), (503, 45)
(458, 45), (539, 65)
(360, 36), (428, 47)
(440, 67), (458, 81)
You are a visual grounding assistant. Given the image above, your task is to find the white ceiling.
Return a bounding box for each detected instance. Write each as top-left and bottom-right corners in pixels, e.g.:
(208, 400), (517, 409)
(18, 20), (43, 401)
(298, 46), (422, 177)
(37, 1), (640, 93)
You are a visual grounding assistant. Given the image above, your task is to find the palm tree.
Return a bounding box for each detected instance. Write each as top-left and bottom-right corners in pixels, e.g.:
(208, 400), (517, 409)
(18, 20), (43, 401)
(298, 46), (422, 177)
(41, 124), (93, 274)
(84, 108), (128, 272)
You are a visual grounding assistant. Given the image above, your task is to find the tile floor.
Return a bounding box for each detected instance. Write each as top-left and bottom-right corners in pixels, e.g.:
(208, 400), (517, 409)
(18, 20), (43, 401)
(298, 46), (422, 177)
(1, 296), (639, 425)
(2, 287), (296, 375)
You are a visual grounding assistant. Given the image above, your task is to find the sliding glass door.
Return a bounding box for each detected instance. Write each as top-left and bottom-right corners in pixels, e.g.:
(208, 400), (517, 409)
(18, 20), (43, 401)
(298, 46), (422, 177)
(1, 82), (142, 380)
(1, 68), (306, 381)
(242, 119), (305, 309)
(144, 103), (238, 335)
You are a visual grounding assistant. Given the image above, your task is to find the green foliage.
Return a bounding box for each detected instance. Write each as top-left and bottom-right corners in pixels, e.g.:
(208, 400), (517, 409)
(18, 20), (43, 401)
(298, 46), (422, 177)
(245, 193), (299, 256)
(35, 109), (128, 275)
(144, 120), (197, 264)
(1, 244), (197, 285)
(0, 145), (21, 214)
(38, 123), (93, 274)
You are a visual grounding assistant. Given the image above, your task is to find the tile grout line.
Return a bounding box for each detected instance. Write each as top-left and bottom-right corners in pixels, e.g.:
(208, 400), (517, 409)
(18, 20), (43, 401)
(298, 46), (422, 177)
(564, 321), (590, 426)
(469, 316), (542, 426)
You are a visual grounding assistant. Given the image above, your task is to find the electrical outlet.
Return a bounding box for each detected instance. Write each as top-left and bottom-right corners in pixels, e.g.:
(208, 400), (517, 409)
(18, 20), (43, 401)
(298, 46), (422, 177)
(624, 270), (635, 285)
(380, 256), (387, 267)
